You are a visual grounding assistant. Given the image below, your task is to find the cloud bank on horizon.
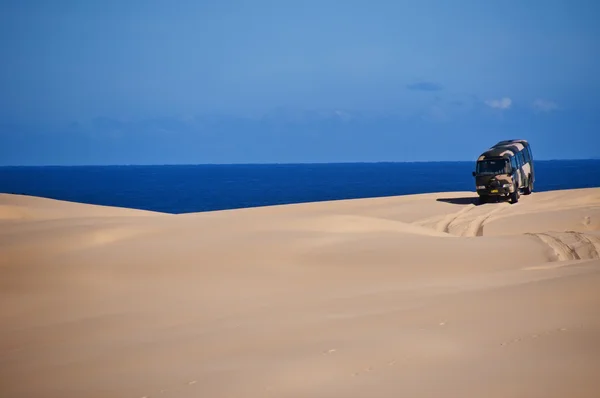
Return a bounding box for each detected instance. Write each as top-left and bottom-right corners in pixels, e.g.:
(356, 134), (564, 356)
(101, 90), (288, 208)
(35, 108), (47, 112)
(0, 0), (599, 165)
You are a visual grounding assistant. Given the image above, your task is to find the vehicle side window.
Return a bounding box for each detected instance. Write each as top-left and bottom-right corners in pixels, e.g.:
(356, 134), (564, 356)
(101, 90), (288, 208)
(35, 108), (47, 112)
(523, 149), (530, 163)
(510, 156), (517, 172)
(518, 151), (525, 166)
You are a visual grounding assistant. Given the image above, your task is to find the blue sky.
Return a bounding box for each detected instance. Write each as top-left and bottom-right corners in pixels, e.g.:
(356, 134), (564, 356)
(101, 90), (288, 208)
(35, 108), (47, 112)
(1, 0), (599, 165)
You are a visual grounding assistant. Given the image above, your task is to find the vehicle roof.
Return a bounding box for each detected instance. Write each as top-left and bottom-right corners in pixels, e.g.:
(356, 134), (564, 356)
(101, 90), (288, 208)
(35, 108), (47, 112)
(477, 139), (530, 161)
(493, 139), (529, 148)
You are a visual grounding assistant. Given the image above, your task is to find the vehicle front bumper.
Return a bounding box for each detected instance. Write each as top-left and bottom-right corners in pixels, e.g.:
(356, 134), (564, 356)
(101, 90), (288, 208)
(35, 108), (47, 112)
(476, 185), (511, 196)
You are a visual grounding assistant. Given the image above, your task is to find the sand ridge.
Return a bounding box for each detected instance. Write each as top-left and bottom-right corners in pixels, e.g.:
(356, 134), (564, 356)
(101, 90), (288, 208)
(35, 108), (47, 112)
(1, 188), (600, 398)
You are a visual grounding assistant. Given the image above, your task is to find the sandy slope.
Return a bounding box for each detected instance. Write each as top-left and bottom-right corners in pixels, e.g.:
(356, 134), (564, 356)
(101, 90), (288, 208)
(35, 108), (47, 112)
(1, 188), (599, 398)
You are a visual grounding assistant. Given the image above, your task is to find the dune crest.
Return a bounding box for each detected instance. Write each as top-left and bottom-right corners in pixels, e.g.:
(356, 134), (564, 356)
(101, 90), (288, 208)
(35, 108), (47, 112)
(287, 214), (454, 237)
(0, 193), (165, 220)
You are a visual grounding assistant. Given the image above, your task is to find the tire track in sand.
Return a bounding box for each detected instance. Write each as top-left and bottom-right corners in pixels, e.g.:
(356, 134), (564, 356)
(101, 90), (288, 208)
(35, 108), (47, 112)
(430, 203), (508, 237)
(465, 205), (508, 237)
(566, 231), (600, 259)
(527, 233), (580, 261)
(525, 231), (600, 262)
(435, 204), (476, 233)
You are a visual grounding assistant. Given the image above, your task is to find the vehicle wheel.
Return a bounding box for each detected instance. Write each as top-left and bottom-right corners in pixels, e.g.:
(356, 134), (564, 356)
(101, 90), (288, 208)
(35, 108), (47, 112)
(479, 195), (488, 204)
(523, 177), (533, 195)
(510, 184), (520, 204)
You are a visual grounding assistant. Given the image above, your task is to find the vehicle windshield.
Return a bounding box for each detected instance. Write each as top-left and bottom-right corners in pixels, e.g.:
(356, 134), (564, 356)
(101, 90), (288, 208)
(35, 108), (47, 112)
(476, 159), (508, 175)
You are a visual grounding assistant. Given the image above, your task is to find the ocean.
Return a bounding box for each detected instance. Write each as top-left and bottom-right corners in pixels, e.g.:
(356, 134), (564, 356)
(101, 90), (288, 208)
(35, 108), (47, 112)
(1, 160), (599, 214)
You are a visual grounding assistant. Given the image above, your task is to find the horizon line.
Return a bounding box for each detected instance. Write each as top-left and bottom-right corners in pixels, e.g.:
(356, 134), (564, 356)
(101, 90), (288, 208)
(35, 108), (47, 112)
(1, 158), (599, 167)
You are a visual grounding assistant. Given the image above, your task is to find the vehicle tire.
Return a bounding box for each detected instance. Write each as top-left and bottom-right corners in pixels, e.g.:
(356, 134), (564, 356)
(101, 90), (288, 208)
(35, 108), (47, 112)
(510, 184), (520, 204)
(479, 195), (488, 205)
(523, 176), (533, 195)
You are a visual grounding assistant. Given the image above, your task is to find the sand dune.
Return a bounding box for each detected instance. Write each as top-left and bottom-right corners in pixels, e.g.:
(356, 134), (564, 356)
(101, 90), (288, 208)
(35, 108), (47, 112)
(0, 193), (164, 220)
(1, 188), (600, 398)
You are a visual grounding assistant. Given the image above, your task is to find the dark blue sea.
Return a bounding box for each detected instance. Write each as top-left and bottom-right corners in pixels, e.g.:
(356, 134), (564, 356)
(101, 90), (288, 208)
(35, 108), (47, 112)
(1, 161), (599, 214)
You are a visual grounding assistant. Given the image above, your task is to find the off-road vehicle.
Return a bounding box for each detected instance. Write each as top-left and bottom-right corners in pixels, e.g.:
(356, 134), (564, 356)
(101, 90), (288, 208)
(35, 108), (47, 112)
(472, 139), (534, 204)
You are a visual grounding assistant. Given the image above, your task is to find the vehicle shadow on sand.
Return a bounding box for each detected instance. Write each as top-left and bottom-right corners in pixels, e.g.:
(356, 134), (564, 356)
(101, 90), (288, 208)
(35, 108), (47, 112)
(436, 197), (504, 205)
(436, 196), (510, 206)
(436, 197), (479, 205)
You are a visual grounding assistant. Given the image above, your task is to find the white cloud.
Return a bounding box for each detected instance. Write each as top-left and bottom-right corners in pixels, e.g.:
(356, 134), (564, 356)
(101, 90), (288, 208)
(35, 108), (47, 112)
(485, 97), (512, 109)
(532, 98), (558, 112)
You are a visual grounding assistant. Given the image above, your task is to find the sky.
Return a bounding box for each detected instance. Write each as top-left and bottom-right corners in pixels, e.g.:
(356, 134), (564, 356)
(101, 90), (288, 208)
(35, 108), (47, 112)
(1, 0), (599, 165)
